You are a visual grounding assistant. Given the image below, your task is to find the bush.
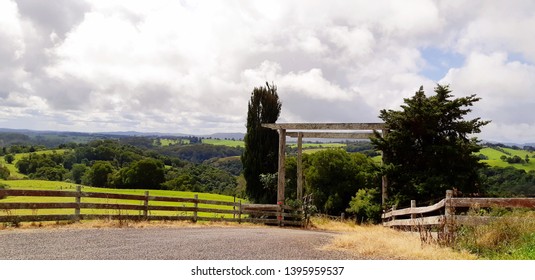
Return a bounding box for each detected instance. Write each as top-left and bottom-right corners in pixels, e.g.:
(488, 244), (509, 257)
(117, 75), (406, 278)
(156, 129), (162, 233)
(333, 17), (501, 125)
(346, 188), (382, 224)
(0, 164), (10, 180)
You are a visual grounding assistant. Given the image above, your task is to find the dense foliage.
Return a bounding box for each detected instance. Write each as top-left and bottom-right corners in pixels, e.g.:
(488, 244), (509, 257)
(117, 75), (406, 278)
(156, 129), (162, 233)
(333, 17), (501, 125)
(242, 82), (282, 204)
(480, 166), (535, 197)
(304, 149), (380, 215)
(9, 139), (242, 196)
(157, 144), (243, 163)
(372, 85), (489, 205)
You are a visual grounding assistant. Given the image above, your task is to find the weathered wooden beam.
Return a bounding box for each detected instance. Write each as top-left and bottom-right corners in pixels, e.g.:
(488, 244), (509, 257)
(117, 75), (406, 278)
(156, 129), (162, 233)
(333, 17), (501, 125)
(286, 132), (375, 139)
(297, 132), (303, 201)
(0, 189), (78, 198)
(451, 197), (535, 208)
(277, 128), (286, 205)
(382, 215), (444, 227)
(382, 199), (446, 219)
(262, 123), (385, 130)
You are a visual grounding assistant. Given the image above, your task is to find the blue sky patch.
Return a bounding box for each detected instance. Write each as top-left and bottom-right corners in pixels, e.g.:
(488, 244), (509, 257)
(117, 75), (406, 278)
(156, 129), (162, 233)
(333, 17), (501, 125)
(419, 48), (465, 81)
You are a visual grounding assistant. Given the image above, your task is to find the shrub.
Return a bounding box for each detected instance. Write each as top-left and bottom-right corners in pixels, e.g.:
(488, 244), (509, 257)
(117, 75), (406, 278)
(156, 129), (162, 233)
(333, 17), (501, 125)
(346, 188), (381, 224)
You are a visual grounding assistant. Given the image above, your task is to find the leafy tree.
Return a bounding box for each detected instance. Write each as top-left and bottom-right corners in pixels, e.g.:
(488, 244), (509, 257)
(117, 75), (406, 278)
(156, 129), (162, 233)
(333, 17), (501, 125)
(4, 154), (14, 164)
(163, 163), (238, 195)
(70, 163), (88, 184)
(346, 188), (382, 224)
(371, 85), (489, 205)
(16, 154), (57, 175)
(83, 161), (114, 187)
(306, 149), (379, 215)
(113, 158), (165, 189)
(242, 82), (281, 204)
(0, 164), (10, 180)
(32, 166), (67, 181)
(158, 144), (242, 163)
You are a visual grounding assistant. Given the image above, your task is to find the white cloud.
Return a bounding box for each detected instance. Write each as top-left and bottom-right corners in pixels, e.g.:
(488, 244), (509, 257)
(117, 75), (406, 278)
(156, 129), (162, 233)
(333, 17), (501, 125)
(0, 0), (534, 142)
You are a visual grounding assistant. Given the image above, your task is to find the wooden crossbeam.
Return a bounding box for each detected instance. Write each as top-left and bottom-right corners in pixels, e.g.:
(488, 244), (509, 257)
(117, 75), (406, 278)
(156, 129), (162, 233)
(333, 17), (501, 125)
(286, 132), (376, 139)
(262, 123), (385, 130)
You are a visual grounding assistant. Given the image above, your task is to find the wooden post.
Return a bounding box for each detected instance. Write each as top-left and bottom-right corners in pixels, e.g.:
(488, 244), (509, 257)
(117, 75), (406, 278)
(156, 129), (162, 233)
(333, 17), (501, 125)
(278, 203), (284, 227)
(277, 128), (286, 205)
(297, 132), (303, 201)
(238, 200), (242, 224)
(381, 129), (389, 206)
(445, 190), (453, 234)
(75, 186), (81, 222)
(391, 205), (396, 224)
(410, 200), (416, 231)
(143, 191), (149, 220)
(193, 194), (198, 223)
(381, 176), (388, 205)
(233, 196), (236, 219)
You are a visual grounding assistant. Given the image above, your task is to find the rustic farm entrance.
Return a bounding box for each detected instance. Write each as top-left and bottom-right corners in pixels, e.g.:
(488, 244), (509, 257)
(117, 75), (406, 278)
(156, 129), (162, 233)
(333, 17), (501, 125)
(261, 123), (387, 207)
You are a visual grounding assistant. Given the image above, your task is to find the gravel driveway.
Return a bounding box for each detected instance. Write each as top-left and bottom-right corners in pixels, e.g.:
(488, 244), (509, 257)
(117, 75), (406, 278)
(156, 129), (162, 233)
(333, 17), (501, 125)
(0, 227), (357, 260)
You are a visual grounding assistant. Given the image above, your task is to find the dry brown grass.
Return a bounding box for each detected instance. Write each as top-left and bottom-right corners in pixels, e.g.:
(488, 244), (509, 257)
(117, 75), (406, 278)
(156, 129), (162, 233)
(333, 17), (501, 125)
(310, 217), (477, 260)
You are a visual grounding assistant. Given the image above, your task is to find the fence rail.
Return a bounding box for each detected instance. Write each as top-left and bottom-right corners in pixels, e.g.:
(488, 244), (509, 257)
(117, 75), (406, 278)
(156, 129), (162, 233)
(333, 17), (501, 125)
(382, 190), (535, 230)
(0, 187), (304, 227)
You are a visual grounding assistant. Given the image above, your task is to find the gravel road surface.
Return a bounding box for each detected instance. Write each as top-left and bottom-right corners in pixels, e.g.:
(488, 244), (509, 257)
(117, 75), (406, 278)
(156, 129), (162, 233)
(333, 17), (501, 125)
(0, 227), (357, 260)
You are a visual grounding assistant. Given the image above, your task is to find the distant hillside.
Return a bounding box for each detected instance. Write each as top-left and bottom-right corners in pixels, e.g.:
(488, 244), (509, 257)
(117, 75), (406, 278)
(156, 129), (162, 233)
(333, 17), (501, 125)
(479, 146), (535, 172)
(0, 128), (245, 148)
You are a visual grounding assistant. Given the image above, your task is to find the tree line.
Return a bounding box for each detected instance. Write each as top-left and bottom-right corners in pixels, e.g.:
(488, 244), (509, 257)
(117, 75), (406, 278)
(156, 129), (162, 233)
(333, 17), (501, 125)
(5, 139), (240, 196)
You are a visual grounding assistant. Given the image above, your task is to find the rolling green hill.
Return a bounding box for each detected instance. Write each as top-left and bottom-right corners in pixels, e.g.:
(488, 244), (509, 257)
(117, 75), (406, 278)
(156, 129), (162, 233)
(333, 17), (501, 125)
(479, 147), (535, 172)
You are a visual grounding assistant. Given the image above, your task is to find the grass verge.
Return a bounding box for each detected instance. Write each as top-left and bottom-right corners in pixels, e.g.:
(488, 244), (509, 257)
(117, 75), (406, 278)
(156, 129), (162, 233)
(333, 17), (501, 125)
(453, 209), (535, 259)
(310, 217), (477, 260)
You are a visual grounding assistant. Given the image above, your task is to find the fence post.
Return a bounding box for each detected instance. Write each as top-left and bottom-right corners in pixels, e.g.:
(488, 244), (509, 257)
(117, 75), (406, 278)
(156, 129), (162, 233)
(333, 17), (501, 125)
(410, 200), (416, 230)
(391, 205), (397, 225)
(278, 202), (283, 227)
(233, 196), (236, 219)
(75, 186), (81, 222)
(445, 190), (454, 234)
(238, 200), (242, 224)
(143, 191), (149, 220)
(193, 194), (198, 223)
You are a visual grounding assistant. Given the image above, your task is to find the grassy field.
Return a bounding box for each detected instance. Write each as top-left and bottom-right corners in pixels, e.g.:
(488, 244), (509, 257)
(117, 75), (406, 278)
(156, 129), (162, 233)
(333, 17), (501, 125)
(156, 139), (190, 146)
(479, 147), (535, 172)
(0, 180), (242, 218)
(202, 139), (245, 148)
(369, 147), (535, 171)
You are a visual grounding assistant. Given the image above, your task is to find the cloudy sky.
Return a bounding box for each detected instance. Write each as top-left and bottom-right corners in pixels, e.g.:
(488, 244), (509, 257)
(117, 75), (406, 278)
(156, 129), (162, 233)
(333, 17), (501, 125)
(1, 0), (534, 142)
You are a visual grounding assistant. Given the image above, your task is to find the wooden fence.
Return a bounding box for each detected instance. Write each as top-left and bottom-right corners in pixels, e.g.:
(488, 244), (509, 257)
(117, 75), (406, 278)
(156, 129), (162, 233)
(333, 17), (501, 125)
(382, 190), (535, 231)
(0, 187), (304, 227)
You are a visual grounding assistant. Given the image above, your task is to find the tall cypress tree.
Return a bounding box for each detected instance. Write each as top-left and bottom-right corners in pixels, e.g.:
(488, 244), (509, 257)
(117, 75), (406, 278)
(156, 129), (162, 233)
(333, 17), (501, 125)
(241, 82), (282, 204)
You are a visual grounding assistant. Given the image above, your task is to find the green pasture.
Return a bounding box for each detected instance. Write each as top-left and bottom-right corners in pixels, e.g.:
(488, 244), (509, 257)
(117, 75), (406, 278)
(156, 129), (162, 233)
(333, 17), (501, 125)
(1, 149), (69, 179)
(0, 180), (244, 218)
(202, 139), (244, 148)
(156, 139), (190, 146)
(12, 149), (68, 161)
(369, 148), (535, 171)
(479, 147), (535, 172)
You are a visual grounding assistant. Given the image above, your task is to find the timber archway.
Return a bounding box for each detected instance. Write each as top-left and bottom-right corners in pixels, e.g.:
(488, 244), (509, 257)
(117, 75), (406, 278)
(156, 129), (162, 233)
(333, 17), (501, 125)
(261, 123), (388, 207)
